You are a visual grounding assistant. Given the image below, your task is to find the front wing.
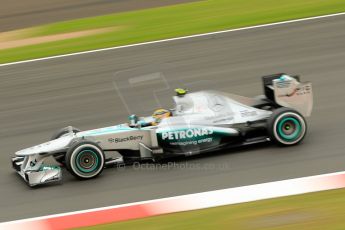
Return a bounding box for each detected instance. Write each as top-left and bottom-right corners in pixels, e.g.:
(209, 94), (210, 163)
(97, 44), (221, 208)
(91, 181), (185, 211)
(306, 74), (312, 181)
(12, 155), (62, 186)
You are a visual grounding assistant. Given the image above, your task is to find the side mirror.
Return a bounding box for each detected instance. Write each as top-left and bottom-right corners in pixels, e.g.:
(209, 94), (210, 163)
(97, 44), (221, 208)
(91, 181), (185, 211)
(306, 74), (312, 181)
(128, 114), (138, 127)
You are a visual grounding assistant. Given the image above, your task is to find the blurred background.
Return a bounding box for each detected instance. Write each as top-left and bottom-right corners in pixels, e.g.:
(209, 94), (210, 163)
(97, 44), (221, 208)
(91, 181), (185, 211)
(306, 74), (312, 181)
(0, 1), (345, 229)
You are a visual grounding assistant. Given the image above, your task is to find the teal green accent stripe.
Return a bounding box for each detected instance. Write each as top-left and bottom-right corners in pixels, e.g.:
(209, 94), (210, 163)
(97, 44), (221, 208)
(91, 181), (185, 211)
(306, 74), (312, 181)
(85, 125), (138, 136)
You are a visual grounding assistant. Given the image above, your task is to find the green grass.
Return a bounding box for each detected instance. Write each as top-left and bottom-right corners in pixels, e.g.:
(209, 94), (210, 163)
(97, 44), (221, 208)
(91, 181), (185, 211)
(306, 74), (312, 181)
(81, 188), (345, 230)
(1, 0), (345, 64)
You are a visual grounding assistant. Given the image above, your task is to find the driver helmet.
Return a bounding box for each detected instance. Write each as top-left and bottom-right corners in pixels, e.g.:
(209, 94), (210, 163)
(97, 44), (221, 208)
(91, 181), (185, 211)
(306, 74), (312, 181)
(152, 109), (171, 124)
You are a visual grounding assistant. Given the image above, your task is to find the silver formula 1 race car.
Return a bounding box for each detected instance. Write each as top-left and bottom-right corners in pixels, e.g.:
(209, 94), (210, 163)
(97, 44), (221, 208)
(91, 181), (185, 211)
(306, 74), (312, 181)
(12, 73), (313, 186)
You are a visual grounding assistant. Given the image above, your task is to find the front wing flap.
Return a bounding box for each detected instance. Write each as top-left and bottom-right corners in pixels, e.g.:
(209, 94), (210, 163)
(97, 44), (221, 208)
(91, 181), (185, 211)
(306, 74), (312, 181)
(12, 155), (62, 187)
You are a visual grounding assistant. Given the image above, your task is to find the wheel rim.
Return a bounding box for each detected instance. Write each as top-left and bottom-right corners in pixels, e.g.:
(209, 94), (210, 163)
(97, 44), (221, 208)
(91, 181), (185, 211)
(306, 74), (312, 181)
(277, 117), (302, 141)
(75, 149), (99, 173)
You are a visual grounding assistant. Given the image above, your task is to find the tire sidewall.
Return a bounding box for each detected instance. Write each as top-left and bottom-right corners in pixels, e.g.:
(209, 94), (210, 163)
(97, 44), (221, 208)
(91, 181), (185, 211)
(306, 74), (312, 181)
(66, 141), (105, 179)
(269, 108), (307, 145)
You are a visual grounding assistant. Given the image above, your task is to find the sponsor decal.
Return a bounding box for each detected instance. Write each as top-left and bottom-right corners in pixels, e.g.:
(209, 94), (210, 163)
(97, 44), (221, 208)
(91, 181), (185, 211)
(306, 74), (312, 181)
(170, 137), (213, 146)
(161, 128), (213, 140)
(108, 135), (143, 143)
(205, 112), (234, 123)
(213, 117), (233, 123)
(296, 85), (311, 95)
(278, 85), (311, 98)
(30, 159), (37, 167)
(240, 110), (258, 117)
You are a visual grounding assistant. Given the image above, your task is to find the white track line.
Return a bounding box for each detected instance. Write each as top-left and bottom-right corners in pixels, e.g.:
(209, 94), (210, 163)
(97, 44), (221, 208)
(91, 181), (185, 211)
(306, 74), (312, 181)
(0, 12), (344, 68)
(2, 170), (345, 225)
(1, 170), (345, 228)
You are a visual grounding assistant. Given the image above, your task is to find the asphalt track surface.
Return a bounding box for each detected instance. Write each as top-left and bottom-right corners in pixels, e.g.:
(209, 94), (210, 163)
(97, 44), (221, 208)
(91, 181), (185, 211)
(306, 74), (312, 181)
(0, 15), (345, 221)
(0, 0), (196, 32)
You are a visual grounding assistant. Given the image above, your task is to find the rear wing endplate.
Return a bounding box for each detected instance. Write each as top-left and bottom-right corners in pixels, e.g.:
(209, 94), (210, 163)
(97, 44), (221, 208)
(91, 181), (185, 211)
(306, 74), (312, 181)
(262, 73), (313, 117)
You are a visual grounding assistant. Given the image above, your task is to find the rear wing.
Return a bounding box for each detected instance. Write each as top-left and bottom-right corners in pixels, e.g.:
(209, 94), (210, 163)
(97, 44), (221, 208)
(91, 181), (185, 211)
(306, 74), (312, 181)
(262, 73), (313, 117)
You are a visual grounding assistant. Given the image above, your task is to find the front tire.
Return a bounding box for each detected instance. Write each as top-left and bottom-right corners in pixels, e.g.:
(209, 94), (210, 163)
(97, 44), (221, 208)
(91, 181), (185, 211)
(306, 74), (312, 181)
(268, 108), (307, 146)
(65, 141), (105, 180)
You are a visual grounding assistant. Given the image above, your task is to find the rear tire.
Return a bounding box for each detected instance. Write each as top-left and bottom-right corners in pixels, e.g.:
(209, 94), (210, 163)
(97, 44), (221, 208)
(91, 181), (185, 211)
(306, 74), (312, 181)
(268, 108), (307, 146)
(65, 141), (105, 180)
